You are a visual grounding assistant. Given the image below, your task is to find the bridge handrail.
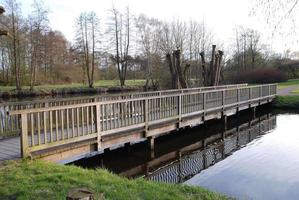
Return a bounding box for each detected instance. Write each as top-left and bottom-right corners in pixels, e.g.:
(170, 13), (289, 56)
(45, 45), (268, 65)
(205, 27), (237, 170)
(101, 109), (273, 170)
(8, 84), (276, 115)
(0, 83), (248, 107)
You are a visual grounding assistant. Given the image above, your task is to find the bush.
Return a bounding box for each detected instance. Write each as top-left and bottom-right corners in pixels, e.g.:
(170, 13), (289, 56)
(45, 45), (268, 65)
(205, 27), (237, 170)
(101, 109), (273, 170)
(231, 68), (287, 84)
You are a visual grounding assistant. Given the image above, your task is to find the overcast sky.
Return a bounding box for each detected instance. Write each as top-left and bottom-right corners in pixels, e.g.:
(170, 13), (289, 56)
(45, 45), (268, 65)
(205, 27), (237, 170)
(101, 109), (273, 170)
(13, 0), (299, 54)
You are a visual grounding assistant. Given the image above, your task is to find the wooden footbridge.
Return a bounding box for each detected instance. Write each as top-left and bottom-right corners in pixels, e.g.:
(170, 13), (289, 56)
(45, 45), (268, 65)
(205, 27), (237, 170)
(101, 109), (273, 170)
(1, 83), (277, 163)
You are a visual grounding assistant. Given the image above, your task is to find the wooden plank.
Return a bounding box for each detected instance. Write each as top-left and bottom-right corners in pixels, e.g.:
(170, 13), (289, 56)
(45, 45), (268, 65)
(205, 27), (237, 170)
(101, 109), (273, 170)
(21, 114), (29, 158)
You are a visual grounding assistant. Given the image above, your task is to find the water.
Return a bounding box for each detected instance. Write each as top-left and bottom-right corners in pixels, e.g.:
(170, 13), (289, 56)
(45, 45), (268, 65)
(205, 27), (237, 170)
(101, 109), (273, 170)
(185, 114), (299, 200)
(72, 109), (299, 200)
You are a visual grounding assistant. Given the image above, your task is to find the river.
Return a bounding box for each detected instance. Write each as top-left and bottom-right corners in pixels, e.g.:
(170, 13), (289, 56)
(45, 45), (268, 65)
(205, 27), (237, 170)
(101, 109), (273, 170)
(72, 108), (299, 200)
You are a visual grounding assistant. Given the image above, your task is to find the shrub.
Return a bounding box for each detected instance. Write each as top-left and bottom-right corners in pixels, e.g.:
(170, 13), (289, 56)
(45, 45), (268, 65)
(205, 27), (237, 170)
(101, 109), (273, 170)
(231, 68), (287, 84)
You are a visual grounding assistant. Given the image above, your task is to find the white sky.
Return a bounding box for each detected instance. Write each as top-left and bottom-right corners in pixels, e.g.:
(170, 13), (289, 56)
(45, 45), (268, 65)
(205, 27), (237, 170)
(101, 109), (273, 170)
(13, 0), (299, 54)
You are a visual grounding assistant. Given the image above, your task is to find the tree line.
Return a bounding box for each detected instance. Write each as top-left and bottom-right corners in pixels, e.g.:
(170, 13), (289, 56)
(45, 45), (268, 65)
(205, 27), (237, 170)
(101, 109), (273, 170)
(0, 0), (293, 92)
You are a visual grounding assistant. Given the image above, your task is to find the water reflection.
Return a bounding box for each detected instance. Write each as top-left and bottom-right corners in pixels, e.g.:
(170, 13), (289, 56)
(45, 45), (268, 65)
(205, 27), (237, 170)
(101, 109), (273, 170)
(73, 109), (276, 183)
(147, 114), (276, 184)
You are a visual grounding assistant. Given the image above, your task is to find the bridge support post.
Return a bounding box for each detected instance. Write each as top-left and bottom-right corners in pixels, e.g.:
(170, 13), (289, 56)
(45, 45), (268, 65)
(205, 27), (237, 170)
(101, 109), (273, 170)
(96, 104), (101, 151)
(252, 107), (256, 119)
(148, 136), (155, 151)
(222, 114), (227, 131)
(125, 142), (131, 153)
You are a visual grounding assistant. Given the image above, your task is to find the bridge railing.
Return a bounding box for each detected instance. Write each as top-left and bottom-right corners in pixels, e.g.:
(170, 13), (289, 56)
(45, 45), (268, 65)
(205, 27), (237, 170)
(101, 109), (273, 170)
(0, 84), (247, 138)
(9, 84), (276, 158)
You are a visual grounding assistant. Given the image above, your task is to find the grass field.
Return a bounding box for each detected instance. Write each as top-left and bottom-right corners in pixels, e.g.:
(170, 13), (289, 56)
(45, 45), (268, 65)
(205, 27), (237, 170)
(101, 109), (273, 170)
(0, 160), (228, 200)
(277, 79), (299, 89)
(0, 79), (146, 92)
(291, 88), (299, 94)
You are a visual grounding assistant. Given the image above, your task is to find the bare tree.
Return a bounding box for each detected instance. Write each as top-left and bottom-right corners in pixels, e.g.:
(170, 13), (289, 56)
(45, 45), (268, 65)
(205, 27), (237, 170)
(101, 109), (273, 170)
(232, 26), (262, 71)
(135, 14), (163, 90)
(27, 0), (49, 90)
(109, 6), (131, 87)
(4, 0), (23, 90)
(253, 0), (299, 36)
(75, 11), (100, 88)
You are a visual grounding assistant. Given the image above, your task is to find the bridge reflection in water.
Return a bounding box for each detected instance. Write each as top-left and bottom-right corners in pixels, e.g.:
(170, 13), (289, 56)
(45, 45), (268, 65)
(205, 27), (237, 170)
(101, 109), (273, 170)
(72, 109), (276, 184)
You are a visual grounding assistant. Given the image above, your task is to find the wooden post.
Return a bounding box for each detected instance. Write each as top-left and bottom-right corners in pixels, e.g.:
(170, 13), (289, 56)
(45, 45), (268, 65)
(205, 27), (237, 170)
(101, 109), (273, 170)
(259, 86), (262, 105)
(236, 88), (240, 113)
(249, 87), (252, 108)
(222, 90), (225, 115)
(21, 113), (29, 158)
(178, 94), (182, 128)
(144, 99), (148, 136)
(222, 115), (227, 131)
(202, 92), (206, 122)
(148, 136), (154, 151)
(268, 85), (271, 102)
(96, 104), (101, 150)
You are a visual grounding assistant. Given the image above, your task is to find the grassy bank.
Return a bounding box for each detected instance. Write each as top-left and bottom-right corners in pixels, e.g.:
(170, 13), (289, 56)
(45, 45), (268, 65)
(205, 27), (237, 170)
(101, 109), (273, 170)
(273, 96), (299, 109)
(277, 79), (299, 89)
(0, 79), (146, 98)
(0, 160), (228, 200)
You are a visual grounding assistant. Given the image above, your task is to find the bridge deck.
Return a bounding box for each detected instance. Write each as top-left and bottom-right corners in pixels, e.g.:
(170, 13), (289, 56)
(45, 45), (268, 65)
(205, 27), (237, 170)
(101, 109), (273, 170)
(2, 84), (277, 163)
(0, 137), (20, 162)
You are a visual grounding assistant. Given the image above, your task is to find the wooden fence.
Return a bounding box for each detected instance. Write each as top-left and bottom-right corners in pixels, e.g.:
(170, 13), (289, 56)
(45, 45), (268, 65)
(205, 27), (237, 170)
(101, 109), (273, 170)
(9, 84), (276, 158)
(0, 84), (247, 138)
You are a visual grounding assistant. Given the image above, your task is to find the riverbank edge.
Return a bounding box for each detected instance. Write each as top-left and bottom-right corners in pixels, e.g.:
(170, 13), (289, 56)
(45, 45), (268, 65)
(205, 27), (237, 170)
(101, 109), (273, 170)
(0, 160), (228, 200)
(273, 95), (299, 110)
(0, 86), (143, 99)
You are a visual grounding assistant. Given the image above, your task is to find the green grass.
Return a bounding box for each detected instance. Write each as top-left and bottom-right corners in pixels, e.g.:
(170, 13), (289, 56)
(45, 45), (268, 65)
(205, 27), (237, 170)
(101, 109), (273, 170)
(0, 79), (146, 92)
(291, 88), (299, 94)
(0, 160), (228, 200)
(277, 79), (299, 89)
(273, 96), (299, 109)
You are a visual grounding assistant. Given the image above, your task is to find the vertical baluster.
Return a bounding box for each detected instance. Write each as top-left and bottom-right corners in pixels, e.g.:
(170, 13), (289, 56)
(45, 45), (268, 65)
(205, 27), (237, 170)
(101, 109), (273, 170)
(61, 110), (64, 140)
(87, 106), (90, 134)
(50, 111), (53, 142)
(81, 107), (85, 135)
(123, 102), (126, 127)
(91, 106), (94, 133)
(168, 98), (171, 117)
(114, 102), (117, 128)
(56, 110), (59, 141)
(137, 101), (140, 124)
(76, 107), (80, 136)
(105, 104), (108, 131)
(101, 104), (105, 131)
(144, 99), (148, 133)
(37, 112), (41, 145)
(66, 109), (70, 138)
(43, 111), (47, 144)
(71, 108), (75, 137)
(117, 103), (121, 128)
(31, 113), (34, 146)
(155, 98), (158, 119)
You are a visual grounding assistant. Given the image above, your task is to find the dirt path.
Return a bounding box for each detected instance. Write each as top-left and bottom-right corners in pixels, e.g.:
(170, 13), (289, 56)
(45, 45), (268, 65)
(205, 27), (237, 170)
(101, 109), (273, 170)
(278, 85), (299, 96)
